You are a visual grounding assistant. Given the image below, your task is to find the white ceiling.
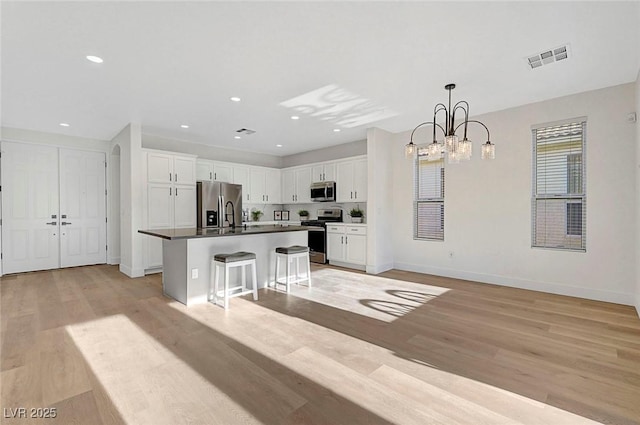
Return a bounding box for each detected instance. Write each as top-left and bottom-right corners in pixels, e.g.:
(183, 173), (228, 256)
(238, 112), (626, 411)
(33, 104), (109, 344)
(2, 1), (639, 156)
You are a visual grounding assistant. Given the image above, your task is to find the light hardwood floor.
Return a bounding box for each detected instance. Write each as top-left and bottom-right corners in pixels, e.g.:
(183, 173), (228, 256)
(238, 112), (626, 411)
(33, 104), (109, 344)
(1, 264), (639, 424)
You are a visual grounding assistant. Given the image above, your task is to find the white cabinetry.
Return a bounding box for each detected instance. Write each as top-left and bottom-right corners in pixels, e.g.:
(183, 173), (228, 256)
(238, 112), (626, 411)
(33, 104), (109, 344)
(311, 162), (336, 183)
(249, 167), (281, 204)
(196, 159), (233, 183)
(282, 167), (312, 203)
(233, 166), (251, 202)
(144, 150), (196, 271)
(336, 158), (367, 202)
(326, 224), (367, 270)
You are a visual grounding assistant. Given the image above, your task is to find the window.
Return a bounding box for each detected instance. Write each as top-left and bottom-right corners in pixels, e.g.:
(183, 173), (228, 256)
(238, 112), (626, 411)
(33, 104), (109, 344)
(414, 148), (444, 240)
(532, 120), (586, 250)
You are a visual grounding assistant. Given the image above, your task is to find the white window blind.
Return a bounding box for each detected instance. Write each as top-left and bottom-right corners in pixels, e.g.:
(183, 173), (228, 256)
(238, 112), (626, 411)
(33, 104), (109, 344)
(414, 148), (444, 240)
(532, 120), (586, 251)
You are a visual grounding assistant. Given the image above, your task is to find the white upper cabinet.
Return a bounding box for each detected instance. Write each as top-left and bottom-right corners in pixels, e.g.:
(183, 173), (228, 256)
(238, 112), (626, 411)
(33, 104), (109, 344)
(233, 165), (251, 202)
(265, 169), (281, 204)
(352, 158), (367, 202)
(196, 159), (233, 183)
(282, 166), (312, 204)
(295, 167), (312, 203)
(336, 157), (367, 202)
(249, 169), (266, 203)
(311, 162), (336, 182)
(248, 167), (281, 204)
(174, 156), (196, 185)
(196, 160), (213, 182)
(212, 162), (233, 182)
(148, 152), (195, 185)
(282, 169), (296, 203)
(147, 152), (173, 183)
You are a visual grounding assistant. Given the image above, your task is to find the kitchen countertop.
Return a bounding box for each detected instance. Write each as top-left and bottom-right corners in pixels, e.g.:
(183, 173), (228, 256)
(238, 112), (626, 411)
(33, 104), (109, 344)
(139, 225), (308, 240)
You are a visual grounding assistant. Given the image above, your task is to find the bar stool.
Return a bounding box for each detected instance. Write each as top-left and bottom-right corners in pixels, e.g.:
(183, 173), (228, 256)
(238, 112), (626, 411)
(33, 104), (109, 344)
(272, 245), (311, 292)
(210, 251), (258, 310)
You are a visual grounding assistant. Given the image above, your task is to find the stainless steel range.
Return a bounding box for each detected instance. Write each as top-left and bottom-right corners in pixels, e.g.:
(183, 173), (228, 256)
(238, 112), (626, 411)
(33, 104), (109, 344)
(301, 208), (343, 263)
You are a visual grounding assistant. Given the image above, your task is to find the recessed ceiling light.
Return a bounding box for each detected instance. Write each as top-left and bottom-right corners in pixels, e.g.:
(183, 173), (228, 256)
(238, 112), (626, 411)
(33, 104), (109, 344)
(86, 55), (103, 64)
(276, 144), (283, 148)
(180, 124), (189, 129)
(234, 136), (241, 140)
(59, 123), (70, 127)
(290, 116), (299, 120)
(230, 97), (241, 102)
(333, 128), (341, 132)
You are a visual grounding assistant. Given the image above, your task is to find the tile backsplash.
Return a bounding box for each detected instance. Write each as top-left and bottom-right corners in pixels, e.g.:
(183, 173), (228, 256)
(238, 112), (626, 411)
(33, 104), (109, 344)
(244, 202), (366, 222)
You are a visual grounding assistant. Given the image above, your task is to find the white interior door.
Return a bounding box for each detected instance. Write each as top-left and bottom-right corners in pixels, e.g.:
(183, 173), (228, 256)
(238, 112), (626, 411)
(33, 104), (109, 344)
(59, 149), (107, 268)
(1, 142), (60, 274)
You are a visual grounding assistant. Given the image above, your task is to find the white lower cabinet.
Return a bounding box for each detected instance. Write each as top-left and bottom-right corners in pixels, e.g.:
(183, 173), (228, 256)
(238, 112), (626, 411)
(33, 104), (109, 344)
(326, 224), (367, 270)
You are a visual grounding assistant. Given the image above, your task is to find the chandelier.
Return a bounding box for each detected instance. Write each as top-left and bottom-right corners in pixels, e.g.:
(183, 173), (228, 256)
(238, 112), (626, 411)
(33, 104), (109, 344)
(405, 83), (495, 162)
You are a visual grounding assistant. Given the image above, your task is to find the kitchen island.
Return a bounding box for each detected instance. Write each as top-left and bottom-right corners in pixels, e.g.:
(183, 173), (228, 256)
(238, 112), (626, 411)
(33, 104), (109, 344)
(139, 225), (308, 306)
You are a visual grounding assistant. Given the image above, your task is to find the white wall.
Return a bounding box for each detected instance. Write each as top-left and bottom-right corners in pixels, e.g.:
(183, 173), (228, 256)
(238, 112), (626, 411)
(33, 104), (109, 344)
(281, 140), (367, 168)
(108, 146), (121, 264)
(142, 133), (282, 168)
(391, 83), (637, 305)
(366, 128), (394, 274)
(636, 71), (640, 316)
(1, 127), (111, 152)
(112, 123), (145, 278)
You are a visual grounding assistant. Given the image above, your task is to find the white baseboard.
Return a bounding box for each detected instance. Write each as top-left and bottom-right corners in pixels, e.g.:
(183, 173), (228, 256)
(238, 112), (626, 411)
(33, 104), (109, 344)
(107, 256), (120, 265)
(119, 264), (145, 278)
(328, 260), (366, 271)
(367, 262), (394, 275)
(394, 261), (634, 306)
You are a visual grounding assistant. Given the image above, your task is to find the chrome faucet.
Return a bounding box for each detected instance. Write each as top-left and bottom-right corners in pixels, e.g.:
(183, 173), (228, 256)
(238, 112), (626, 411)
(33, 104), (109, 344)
(225, 201), (236, 228)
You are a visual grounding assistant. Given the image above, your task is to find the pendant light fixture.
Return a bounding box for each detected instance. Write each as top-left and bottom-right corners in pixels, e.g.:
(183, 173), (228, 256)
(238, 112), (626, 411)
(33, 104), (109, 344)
(405, 84), (495, 162)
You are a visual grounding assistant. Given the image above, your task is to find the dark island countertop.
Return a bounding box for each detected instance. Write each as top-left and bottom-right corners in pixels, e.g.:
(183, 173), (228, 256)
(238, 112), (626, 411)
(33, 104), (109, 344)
(139, 225), (308, 240)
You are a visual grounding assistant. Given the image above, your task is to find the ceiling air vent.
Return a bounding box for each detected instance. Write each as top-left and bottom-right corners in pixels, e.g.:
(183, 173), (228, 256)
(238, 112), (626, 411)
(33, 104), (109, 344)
(236, 128), (256, 135)
(526, 44), (570, 70)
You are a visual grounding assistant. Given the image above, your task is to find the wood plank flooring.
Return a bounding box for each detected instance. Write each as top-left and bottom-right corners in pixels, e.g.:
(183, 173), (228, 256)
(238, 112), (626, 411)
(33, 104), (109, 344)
(1, 264), (639, 424)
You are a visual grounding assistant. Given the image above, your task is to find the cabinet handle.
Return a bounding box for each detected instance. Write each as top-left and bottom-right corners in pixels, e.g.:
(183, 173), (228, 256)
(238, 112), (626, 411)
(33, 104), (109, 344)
(176, 188), (178, 196)
(46, 221), (57, 225)
(170, 187), (172, 196)
(266, 195), (269, 202)
(175, 173), (178, 182)
(354, 191), (357, 198)
(214, 172), (217, 180)
(169, 173), (172, 181)
(345, 236), (348, 244)
(210, 172), (212, 180)
(350, 192), (353, 199)
(323, 173), (325, 180)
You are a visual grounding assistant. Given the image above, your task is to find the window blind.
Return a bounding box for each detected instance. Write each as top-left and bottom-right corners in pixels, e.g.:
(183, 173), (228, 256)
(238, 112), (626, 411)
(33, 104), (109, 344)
(532, 121), (586, 250)
(414, 148), (444, 240)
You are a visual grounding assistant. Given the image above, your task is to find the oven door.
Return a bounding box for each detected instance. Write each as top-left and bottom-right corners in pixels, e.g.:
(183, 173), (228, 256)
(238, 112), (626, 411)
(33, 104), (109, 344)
(306, 227), (326, 263)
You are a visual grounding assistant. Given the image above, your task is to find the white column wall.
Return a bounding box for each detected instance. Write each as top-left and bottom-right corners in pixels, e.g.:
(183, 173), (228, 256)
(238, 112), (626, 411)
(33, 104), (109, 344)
(391, 83), (637, 305)
(111, 123), (144, 278)
(366, 128), (394, 273)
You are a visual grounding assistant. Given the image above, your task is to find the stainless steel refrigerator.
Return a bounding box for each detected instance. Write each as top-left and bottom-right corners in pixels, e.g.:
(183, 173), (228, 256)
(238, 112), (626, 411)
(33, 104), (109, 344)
(196, 181), (243, 228)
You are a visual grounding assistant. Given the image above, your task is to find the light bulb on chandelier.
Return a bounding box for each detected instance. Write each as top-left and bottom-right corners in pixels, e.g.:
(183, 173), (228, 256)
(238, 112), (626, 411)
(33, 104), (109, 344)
(405, 84), (495, 163)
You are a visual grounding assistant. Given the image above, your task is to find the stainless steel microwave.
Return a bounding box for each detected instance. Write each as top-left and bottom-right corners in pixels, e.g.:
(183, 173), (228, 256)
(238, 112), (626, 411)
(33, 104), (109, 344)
(310, 181), (336, 202)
